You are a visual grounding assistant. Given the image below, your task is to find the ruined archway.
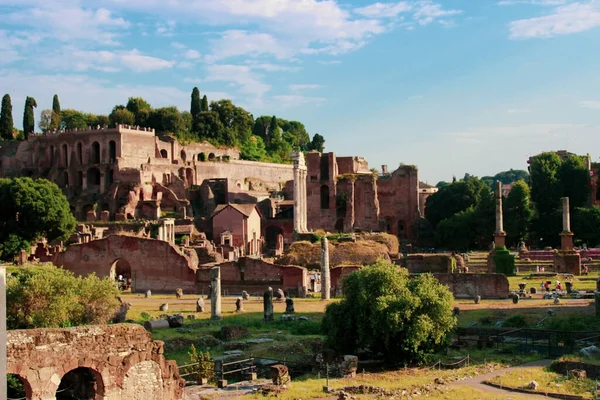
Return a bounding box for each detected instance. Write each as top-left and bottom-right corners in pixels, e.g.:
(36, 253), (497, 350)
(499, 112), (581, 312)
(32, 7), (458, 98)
(87, 167), (101, 187)
(208, 152), (215, 161)
(109, 258), (132, 281)
(109, 140), (116, 161)
(265, 225), (283, 250)
(77, 142), (83, 164)
(198, 152), (206, 162)
(91, 142), (100, 164)
(7, 373), (32, 400)
(56, 367), (104, 400)
(160, 149), (168, 159)
(180, 150), (187, 162)
(62, 143), (69, 167)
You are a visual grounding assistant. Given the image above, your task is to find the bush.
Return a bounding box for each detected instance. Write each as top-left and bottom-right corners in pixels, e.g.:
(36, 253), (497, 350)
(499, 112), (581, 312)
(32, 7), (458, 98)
(7, 264), (120, 329)
(186, 344), (214, 383)
(503, 315), (528, 328)
(322, 260), (456, 365)
(493, 246), (516, 275)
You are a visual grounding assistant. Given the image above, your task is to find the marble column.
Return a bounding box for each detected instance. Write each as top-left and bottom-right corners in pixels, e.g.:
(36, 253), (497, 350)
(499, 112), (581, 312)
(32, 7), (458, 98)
(494, 180), (507, 248)
(0, 266), (6, 397)
(321, 237), (331, 300)
(210, 267), (222, 320)
(560, 197), (574, 250)
(293, 151), (308, 233)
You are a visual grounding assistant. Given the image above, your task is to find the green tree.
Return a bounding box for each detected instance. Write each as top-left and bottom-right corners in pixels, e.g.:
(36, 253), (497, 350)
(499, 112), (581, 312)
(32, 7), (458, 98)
(560, 154), (590, 209)
(253, 116), (272, 144)
(109, 106), (135, 127)
(38, 109), (53, 132)
(209, 99), (254, 145)
(195, 111), (225, 143)
(191, 87), (201, 120)
(0, 94), (14, 140)
(149, 106), (185, 134)
(322, 260), (455, 365)
(530, 152), (563, 216)
(435, 181), (449, 189)
(308, 133), (325, 152)
(60, 109), (88, 130)
(22, 96), (37, 139)
(126, 97), (152, 126)
(240, 135), (268, 161)
(573, 206), (600, 247)
(0, 177), (76, 260)
(201, 95), (209, 112)
(504, 180), (532, 246)
(7, 265), (119, 329)
(280, 119), (310, 149)
(51, 94), (61, 130)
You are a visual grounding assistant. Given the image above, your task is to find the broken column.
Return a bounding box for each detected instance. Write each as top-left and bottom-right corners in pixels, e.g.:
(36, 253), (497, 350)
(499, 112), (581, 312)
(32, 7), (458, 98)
(210, 267), (222, 320)
(560, 197), (574, 250)
(494, 180), (507, 248)
(321, 237), (331, 300)
(292, 151), (308, 233)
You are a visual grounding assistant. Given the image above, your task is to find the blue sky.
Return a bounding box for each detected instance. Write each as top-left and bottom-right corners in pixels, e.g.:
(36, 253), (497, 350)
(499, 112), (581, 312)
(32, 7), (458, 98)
(1, 0), (600, 183)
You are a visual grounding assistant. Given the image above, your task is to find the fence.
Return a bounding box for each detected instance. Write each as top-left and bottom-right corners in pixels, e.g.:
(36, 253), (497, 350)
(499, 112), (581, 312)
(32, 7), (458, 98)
(428, 355), (470, 370)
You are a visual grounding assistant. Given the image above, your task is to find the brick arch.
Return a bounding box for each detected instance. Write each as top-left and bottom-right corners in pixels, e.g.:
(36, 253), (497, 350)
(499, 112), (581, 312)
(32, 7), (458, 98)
(56, 365), (107, 400)
(7, 373), (33, 400)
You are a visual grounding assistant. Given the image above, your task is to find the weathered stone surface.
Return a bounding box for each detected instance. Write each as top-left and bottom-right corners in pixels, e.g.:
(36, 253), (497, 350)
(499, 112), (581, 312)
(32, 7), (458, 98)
(242, 290), (250, 301)
(270, 364), (290, 385)
(285, 297), (295, 314)
(167, 315), (184, 328)
(196, 298), (205, 312)
(144, 320), (170, 331)
(235, 297), (244, 312)
(264, 287), (274, 321)
(175, 288), (183, 299)
(112, 297), (131, 323)
(7, 324), (184, 400)
(160, 303), (169, 312)
(145, 290), (152, 298)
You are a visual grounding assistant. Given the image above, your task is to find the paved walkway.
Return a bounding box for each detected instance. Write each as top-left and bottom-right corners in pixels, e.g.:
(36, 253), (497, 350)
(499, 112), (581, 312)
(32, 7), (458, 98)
(449, 359), (554, 399)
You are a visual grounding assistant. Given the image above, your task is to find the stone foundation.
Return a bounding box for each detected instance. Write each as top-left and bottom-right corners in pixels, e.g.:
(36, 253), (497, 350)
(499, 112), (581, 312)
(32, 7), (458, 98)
(554, 251), (581, 275)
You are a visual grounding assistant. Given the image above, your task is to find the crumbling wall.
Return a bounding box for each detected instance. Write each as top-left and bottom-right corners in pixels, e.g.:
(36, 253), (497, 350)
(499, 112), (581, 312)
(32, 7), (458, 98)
(431, 273), (509, 299)
(7, 324), (184, 400)
(399, 254), (453, 273)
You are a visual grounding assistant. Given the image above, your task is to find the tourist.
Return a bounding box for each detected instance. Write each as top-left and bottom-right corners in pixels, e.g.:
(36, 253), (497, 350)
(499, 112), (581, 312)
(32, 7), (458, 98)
(556, 281), (562, 291)
(536, 265), (540, 273)
(544, 281), (550, 292)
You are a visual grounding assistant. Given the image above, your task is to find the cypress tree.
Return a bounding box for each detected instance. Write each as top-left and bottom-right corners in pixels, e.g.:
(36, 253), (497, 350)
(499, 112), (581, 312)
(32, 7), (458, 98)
(191, 87), (201, 119)
(51, 94), (61, 130)
(0, 94), (14, 140)
(269, 116), (278, 138)
(201, 95), (209, 112)
(22, 96), (37, 139)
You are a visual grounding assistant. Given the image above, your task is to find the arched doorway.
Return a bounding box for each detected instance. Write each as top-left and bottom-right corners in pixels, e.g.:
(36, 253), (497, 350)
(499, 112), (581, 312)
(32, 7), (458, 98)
(56, 367), (104, 400)
(8, 373), (32, 400)
(198, 152), (206, 161)
(87, 167), (101, 187)
(109, 258), (132, 281)
(180, 150), (187, 162)
(160, 149), (168, 159)
(208, 152), (215, 161)
(77, 142), (83, 164)
(91, 142), (100, 164)
(109, 140), (116, 161)
(62, 144), (69, 167)
(265, 226), (283, 249)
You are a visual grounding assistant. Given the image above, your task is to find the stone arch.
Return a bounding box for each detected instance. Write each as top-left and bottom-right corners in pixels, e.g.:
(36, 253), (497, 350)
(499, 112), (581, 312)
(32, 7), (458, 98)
(77, 142), (83, 164)
(62, 143), (69, 167)
(91, 141), (100, 164)
(109, 258), (132, 281)
(160, 149), (168, 159)
(109, 140), (116, 161)
(208, 152), (215, 161)
(265, 225), (283, 249)
(56, 367), (105, 400)
(87, 167), (101, 187)
(61, 170), (69, 188)
(198, 152), (206, 162)
(121, 360), (163, 399)
(320, 185), (330, 209)
(180, 150), (187, 162)
(7, 373), (33, 400)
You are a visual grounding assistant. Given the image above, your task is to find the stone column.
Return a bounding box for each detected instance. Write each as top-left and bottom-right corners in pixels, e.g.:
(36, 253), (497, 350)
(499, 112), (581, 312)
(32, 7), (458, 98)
(210, 267), (222, 320)
(292, 151), (308, 234)
(560, 197), (574, 250)
(321, 237), (331, 300)
(0, 266), (6, 397)
(494, 180), (507, 248)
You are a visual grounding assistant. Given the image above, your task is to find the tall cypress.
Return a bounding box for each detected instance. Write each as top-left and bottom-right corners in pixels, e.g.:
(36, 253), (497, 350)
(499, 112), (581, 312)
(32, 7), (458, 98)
(201, 95), (209, 112)
(22, 96), (37, 139)
(0, 94), (14, 140)
(51, 94), (61, 130)
(191, 87), (201, 119)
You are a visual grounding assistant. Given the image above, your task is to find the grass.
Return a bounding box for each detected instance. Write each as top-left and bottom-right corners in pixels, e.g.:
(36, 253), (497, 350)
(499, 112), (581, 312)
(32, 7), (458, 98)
(507, 271), (600, 292)
(487, 366), (597, 398)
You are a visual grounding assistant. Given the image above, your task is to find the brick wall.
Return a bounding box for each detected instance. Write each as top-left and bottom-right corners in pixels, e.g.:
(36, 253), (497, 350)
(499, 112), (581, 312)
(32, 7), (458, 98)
(7, 324), (184, 400)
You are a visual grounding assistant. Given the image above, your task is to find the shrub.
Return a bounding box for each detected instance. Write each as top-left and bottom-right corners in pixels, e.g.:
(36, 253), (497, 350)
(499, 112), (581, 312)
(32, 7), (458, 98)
(187, 344), (214, 383)
(7, 264), (120, 329)
(322, 260), (456, 365)
(503, 315), (528, 328)
(493, 246), (515, 275)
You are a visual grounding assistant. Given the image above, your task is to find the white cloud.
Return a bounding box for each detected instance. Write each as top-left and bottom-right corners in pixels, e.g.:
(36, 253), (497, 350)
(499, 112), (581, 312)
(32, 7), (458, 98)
(498, 0), (569, 5)
(205, 30), (292, 62)
(318, 60), (342, 65)
(204, 64), (271, 105)
(156, 20), (176, 37)
(413, 0), (462, 25)
(273, 94), (326, 108)
(290, 84), (320, 91)
(184, 49), (202, 60)
(579, 100), (600, 109)
(354, 2), (411, 18)
(509, 2), (600, 39)
(244, 61), (301, 72)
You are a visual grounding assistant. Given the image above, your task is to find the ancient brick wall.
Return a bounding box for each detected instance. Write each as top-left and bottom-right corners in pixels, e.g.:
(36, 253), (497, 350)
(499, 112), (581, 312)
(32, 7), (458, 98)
(55, 235), (198, 293)
(400, 254), (453, 273)
(377, 166), (419, 240)
(7, 324), (184, 400)
(431, 273), (510, 299)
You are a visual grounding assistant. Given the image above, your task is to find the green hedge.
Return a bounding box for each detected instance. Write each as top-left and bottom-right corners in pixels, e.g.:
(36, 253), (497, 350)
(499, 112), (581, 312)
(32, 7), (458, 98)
(493, 246), (516, 275)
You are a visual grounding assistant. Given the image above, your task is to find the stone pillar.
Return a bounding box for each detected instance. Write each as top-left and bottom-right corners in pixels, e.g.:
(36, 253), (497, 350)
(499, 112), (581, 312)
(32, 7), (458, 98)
(292, 151), (308, 233)
(0, 266), (6, 397)
(263, 287), (274, 321)
(561, 197), (574, 250)
(210, 267), (222, 320)
(494, 180), (507, 248)
(321, 237), (331, 300)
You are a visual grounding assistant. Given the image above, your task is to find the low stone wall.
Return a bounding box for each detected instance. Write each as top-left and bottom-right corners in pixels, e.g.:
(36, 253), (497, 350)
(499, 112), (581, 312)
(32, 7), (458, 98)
(554, 251), (581, 275)
(431, 273), (510, 299)
(399, 254), (453, 273)
(7, 324), (184, 400)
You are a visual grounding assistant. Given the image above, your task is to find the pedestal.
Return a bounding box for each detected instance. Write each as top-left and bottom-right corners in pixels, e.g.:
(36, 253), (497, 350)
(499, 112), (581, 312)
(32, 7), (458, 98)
(494, 232), (507, 248)
(561, 231), (574, 250)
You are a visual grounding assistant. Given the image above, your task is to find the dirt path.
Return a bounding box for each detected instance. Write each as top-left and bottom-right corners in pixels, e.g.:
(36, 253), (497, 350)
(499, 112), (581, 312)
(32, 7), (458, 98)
(449, 359), (553, 399)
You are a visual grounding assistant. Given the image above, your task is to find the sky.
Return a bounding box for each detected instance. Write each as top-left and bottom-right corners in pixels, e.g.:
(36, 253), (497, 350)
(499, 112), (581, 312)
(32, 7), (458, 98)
(1, 0), (600, 184)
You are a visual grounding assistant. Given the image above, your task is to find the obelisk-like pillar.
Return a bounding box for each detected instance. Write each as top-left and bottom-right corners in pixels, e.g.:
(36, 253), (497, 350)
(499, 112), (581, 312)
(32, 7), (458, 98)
(210, 267), (222, 320)
(321, 237), (331, 300)
(292, 151), (308, 233)
(494, 181), (507, 247)
(560, 197), (574, 250)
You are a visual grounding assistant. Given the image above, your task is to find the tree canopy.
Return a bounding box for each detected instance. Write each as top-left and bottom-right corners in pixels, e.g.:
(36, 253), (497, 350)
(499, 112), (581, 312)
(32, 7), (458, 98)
(481, 169), (529, 187)
(22, 96), (37, 139)
(51, 94), (61, 130)
(322, 260), (455, 365)
(0, 178), (76, 260)
(503, 179), (533, 246)
(0, 94), (14, 140)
